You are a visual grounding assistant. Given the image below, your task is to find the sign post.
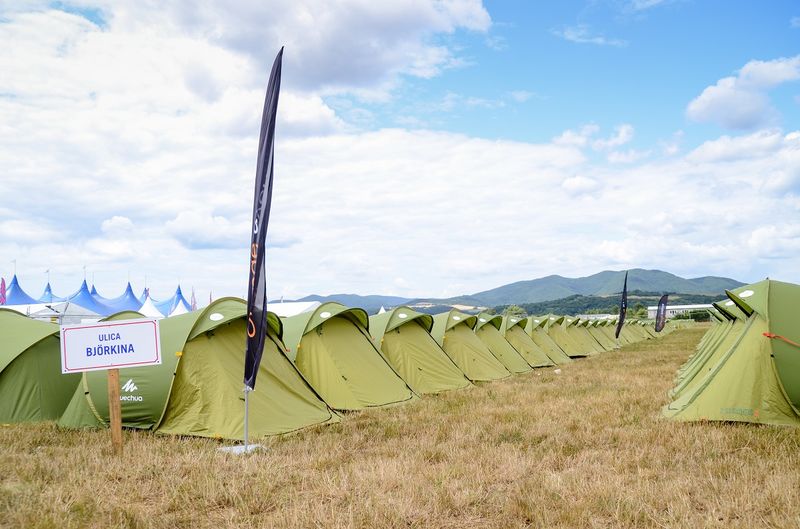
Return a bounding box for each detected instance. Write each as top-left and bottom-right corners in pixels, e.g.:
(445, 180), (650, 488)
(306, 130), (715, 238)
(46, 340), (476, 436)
(61, 319), (161, 456)
(107, 368), (122, 455)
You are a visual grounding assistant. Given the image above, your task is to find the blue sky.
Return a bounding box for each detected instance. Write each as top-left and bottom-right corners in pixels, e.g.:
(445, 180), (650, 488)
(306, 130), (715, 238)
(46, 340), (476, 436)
(339, 1), (800, 146)
(0, 1), (799, 301)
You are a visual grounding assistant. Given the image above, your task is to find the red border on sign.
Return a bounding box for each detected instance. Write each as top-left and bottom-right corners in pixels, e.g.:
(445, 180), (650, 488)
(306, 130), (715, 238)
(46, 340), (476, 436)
(61, 320), (162, 372)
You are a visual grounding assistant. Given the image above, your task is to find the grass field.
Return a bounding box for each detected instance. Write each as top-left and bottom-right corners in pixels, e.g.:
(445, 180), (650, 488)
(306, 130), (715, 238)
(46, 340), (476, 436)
(2, 327), (799, 528)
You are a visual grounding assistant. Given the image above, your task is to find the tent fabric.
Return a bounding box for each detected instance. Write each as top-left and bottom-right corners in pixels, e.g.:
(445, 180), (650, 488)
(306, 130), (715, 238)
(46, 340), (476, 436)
(154, 286), (192, 317)
(103, 283), (145, 312)
(562, 317), (602, 355)
(474, 313), (532, 374)
(543, 315), (588, 358)
(4, 275), (38, 305)
(38, 282), (66, 303)
(156, 317), (337, 439)
(663, 279), (800, 426)
(369, 306), (471, 394)
(501, 316), (554, 368)
(587, 321), (618, 350)
(281, 302), (416, 411)
(67, 280), (113, 315)
(138, 295), (164, 319)
(526, 317), (572, 365)
(430, 310), (511, 382)
(58, 297), (337, 439)
(0, 309), (81, 422)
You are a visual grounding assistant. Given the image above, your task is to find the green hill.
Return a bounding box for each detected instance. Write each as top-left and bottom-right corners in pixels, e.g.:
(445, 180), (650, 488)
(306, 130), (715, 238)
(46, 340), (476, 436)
(468, 268), (744, 306)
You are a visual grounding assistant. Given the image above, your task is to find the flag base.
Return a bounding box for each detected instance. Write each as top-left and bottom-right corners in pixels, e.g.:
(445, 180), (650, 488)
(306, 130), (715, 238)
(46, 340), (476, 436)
(217, 443), (263, 455)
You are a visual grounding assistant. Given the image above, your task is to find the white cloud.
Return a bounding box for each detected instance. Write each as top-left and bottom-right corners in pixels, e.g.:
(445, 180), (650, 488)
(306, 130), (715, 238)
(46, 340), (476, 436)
(101, 216), (134, 234)
(607, 149), (650, 164)
(629, 0), (668, 9)
(660, 130), (684, 156)
(509, 90), (535, 103)
(792, 17), (800, 28)
(592, 124), (635, 150)
(2, 3), (800, 302)
(561, 176), (600, 195)
(485, 35), (508, 51)
(552, 25), (627, 47)
(553, 124), (600, 147)
(687, 55), (800, 130)
(686, 129), (785, 163)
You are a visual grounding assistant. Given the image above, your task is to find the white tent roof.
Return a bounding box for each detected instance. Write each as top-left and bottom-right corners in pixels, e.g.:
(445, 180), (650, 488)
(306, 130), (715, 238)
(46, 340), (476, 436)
(267, 301), (321, 317)
(168, 302), (189, 317)
(138, 296), (164, 319)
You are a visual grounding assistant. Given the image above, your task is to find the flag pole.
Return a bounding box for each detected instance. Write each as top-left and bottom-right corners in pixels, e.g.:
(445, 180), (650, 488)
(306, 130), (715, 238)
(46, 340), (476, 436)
(220, 47), (283, 456)
(243, 385), (251, 451)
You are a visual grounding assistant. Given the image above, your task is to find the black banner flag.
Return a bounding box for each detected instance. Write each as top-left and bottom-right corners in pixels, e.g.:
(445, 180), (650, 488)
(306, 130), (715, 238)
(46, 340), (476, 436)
(614, 271), (628, 339)
(244, 48), (283, 390)
(655, 294), (669, 332)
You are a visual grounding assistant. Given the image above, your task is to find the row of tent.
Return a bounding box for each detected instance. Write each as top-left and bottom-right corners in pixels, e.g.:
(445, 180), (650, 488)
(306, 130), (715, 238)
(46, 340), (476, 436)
(0, 275), (193, 318)
(0, 300), (674, 440)
(663, 279), (800, 426)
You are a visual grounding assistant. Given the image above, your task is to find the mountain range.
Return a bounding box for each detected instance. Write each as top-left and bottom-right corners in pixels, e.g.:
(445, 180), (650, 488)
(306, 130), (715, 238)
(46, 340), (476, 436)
(292, 269), (745, 312)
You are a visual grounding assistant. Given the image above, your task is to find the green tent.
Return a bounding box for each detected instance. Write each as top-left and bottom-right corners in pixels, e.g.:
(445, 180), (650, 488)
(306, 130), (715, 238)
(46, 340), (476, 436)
(0, 309), (81, 423)
(563, 317), (603, 355)
(586, 320), (618, 350)
(281, 302), (417, 411)
(59, 298), (338, 439)
(543, 315), (589, 358)
(501, 316), (554, 368)
(430, 310), (511, 382)
(525, 317), (572, 364)
(663, 280), (800, 426)
(593, 319), (621, 346)
(369, 306), (471, 394)
(474, 313), (532, 373)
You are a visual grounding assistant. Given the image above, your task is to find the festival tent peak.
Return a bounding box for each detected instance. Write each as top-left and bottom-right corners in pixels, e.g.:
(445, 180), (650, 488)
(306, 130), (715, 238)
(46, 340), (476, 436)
(38, 282), (66, 303)
(663, 279), (800, 426)
(369, 306), (471, 395)
(102, 282), (144, 312)
(154, 285), (192, 317)
(501, 316), (554, 368)
(281, 302), (417, 411)
(474, 313), (532, 374)
(4, 275), (38, 305)
(525, 316), (572, 365)
(90, 284), (112, 303)
(138, 293), (164, 319)
(59, 298), (338, 439)
(430, 310), (511, 382)
(66, 280), (114, 316)
(168, 302), (189, 317)
(0, 308), (81, 422)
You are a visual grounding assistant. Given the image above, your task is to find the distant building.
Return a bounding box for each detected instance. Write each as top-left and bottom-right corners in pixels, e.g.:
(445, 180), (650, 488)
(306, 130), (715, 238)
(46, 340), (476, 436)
(647, 303), (712, 319)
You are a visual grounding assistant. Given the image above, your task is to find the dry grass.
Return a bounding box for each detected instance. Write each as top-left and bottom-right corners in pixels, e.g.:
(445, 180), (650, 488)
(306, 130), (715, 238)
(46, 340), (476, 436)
(2, 327), (799, 528)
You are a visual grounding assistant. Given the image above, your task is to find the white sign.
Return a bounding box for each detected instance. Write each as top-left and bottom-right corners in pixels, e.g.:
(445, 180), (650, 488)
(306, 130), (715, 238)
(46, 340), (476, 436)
(61, 319), (162, 374)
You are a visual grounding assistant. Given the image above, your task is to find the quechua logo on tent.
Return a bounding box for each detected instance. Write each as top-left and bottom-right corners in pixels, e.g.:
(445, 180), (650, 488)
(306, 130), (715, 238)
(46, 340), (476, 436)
(244, 47), (283, 391)
(655, 294), (669, 332)
(615, 271), (628, 339)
